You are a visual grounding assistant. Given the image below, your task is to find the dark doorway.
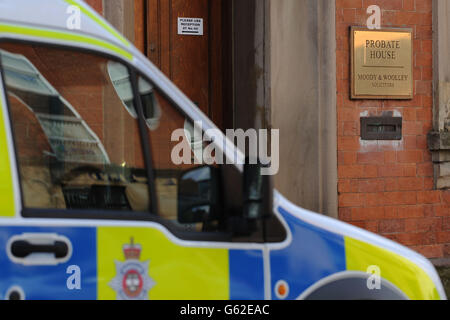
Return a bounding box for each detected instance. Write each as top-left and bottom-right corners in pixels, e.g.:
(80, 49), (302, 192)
(134, 0), (266, 132)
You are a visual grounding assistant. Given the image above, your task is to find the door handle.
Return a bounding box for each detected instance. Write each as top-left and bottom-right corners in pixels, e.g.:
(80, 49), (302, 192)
(11, 240), (68, 259)
(7, 233), (72, 266)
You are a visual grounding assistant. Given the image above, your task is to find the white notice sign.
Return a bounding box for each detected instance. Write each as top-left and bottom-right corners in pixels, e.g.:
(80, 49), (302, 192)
(178, 18), (204, 36)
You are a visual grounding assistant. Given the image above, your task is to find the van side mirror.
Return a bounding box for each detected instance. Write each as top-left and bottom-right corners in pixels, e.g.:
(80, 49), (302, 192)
(243, 160), (272, 220)
(177, 166), (220, 224)
(138, 77), (161, 131)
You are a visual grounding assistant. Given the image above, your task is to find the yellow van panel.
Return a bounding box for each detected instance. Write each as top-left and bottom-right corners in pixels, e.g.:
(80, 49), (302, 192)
(97, 226), (229, 300)
(345, 237), (440, 300)
(0, 99), (15, 218)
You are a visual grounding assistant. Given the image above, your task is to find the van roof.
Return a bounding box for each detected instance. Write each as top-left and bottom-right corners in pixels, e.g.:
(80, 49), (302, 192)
(0, 0), (131, 51)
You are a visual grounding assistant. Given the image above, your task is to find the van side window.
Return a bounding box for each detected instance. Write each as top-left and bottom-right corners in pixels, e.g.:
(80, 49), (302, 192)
(140, 76), (262, 239)
(139, 77), (209, 232)
(0, 42), (150, 212)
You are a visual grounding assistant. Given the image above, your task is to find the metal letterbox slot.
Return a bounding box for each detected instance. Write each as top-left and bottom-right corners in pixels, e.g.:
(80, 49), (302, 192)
(361, 116), (402, 140)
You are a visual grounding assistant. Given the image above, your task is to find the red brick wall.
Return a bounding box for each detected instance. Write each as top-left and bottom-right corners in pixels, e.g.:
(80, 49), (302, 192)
(9, 96), (52, 164)
(336, 0), (450, 258)
(84, 0), (103, 15)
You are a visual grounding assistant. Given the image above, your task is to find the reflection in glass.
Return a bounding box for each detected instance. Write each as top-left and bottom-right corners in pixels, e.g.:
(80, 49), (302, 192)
(0, 43), (148, 212)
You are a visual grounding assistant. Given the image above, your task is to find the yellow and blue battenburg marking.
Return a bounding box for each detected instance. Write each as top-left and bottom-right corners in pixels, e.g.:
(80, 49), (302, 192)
(0, 226), (265, 300)
(0, 207), (440, 300)
(270, 207), (440, 300)
(96, 227), (265, 300)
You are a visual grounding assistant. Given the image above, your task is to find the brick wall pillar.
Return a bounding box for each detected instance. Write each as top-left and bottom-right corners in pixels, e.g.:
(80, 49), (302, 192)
(336, 0), (450, 259)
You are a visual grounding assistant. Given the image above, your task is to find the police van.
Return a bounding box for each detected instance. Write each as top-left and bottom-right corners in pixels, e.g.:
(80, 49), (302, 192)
(0, 0), (445, 300)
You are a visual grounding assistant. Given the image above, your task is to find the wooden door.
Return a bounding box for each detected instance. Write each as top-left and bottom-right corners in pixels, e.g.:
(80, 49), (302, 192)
(135, 0), (227, 129)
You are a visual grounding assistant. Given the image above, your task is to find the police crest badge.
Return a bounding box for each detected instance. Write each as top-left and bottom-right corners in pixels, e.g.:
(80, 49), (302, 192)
(109, 238), (155, 300)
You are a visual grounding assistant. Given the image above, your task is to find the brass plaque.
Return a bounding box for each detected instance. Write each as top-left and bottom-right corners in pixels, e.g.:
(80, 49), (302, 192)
(351, 27), (413, 99)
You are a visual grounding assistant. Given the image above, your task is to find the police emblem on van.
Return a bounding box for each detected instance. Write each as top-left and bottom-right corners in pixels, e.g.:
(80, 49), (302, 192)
(109, 238), (155, 300)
